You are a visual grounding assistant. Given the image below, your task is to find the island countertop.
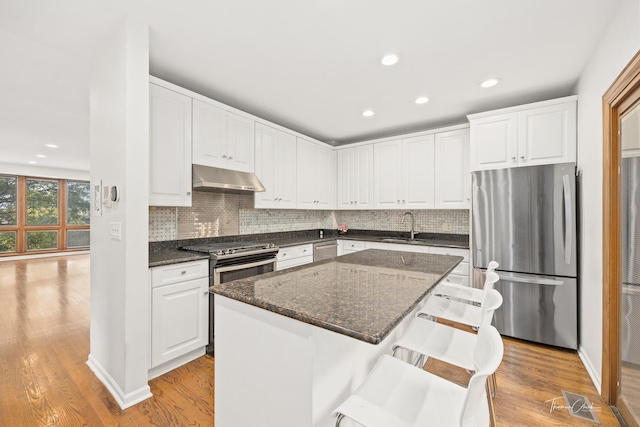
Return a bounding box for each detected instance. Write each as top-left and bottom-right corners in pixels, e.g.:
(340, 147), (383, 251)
(211, 249), (462, 344)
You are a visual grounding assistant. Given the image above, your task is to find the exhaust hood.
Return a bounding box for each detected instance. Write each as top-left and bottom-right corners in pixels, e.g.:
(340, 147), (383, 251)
(192, 165), (265, 192)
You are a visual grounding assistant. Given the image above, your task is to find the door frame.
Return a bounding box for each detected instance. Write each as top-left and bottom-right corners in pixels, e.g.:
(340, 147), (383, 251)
(603, 48), (640, 426)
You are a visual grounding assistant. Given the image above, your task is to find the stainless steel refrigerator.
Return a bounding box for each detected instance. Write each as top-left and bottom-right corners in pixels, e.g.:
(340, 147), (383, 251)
(472, 162), (578, 349)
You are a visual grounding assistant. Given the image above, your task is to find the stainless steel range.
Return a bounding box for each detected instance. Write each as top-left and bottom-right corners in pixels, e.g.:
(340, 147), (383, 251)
(183, 241), (279, 354)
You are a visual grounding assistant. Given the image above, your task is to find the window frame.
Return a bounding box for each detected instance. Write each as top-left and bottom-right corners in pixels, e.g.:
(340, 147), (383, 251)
(0, 175), (90, 256)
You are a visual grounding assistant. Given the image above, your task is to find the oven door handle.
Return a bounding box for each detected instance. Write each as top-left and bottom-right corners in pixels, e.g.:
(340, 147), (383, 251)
(214, 257), (276, 273)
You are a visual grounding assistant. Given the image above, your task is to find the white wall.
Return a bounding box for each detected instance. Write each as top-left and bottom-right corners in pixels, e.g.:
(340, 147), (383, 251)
(87, 16), (151, 409)
(574, 0), (640, 393)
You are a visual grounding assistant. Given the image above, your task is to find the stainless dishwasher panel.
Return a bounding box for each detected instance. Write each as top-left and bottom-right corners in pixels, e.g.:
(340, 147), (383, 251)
(313, 241), (338, 262)
(474, 269), (578, 349)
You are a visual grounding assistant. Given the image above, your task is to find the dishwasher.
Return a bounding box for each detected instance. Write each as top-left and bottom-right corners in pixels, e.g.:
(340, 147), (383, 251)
(313, 240), (338, 262)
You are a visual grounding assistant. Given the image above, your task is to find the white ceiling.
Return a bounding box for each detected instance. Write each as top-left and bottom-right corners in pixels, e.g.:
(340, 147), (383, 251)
(0, 0), (620, 171)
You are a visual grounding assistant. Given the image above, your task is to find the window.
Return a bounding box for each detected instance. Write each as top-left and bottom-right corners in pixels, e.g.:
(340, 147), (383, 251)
(0, 175), (90, 256)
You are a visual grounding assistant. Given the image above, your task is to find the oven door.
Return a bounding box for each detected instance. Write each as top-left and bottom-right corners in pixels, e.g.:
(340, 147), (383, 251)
(208, 257), (277, 355)
(213, 257), (277, 286)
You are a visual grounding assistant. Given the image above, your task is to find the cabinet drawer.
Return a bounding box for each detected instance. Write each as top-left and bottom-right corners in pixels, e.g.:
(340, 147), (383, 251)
(151, 260), (209, 288)
(277, 255), (314, 271)
(341, 240), (365, 251)
(277, 244), (313, 262)
(429, 246), (469, 262)
(440, 274), (469, 287)
(451, 261), (469, 277)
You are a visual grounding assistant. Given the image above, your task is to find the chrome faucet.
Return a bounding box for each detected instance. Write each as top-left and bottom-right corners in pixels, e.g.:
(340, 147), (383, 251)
(402, 211), (415, 240)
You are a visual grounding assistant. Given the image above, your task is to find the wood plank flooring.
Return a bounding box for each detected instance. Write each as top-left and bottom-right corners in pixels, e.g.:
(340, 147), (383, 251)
(0, 254), (621, 426)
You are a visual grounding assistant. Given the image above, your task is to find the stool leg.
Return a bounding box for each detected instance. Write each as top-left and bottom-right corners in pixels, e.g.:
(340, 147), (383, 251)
(486, 381), (497, 427)
(335, 413), (345, 426)
(491, 372), (497, 398)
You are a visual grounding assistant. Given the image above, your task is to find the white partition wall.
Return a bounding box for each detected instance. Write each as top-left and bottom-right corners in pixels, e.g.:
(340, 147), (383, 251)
(88, 16), (152, 409)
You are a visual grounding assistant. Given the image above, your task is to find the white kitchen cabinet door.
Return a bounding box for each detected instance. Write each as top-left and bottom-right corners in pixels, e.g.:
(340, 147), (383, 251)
(226, 112), (255, 173)
(296, 139), (336, 210)
(337, 145), (374, 209)
(374, 140), (403, 208)
(469, 112), (518, 171)
(296, 138), (316, 209)
(255, 123), (296, 208)
(403, 135), (435, 209)
(517, 101), (576, 167)
(149, 83), (193, 207)
(354, 145), (374, 208)
(151, 277), (208, 367)
(434, 129), (470, 209)
(192, 99), (227, 168)
(315, 144), (336, 209)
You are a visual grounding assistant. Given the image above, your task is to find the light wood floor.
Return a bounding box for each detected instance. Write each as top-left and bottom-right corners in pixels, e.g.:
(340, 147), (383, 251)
(0, 255), (620, 426)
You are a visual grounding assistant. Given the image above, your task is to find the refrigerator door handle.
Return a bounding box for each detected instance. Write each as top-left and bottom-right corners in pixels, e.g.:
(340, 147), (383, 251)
(562, 174), (573, 264)
(495, 272), (564, 286)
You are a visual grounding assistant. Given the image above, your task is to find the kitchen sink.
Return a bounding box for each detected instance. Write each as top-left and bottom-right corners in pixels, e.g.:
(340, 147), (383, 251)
(380, 238), (424, 245)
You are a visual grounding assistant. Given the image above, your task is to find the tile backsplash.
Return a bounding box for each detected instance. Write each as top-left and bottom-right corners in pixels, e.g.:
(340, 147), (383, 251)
(149, 192), (469, 242)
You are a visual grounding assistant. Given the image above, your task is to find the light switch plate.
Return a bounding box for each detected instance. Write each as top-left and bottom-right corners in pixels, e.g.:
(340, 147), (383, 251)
(110, 222), (122, 240)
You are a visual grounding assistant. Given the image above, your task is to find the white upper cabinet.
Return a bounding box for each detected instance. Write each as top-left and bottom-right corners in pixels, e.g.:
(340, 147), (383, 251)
(434, 129), (470, 209)
(373, 140), (403, 208)
(149, 83), (192, 207)
(374, 135), (435, 209)
(468, 96), (577, 171)
(403, 135), (435, 208)
(337, 145), (374, 209)
(192, 99), (255, 173)
(255, 123), (297, 209)
(297, 138), (336, 210)
(518, 102), (576, 167)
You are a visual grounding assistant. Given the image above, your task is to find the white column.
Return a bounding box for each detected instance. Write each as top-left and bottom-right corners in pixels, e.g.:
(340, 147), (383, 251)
(87, 15), (151, 409)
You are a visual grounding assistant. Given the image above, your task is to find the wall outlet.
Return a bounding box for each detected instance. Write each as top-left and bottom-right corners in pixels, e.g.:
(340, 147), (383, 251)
(110, 222), (122, 240)
(442, 223), (452, 232)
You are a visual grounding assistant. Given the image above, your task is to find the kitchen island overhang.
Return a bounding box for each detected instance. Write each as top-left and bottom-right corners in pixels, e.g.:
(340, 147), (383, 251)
(211, 249), (462, 427)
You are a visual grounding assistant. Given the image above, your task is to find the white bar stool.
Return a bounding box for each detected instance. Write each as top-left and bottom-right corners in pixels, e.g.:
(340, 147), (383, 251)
(391, 290), (503, 426)
(433, 262), (499, 304)
(332, 325), (504, 427)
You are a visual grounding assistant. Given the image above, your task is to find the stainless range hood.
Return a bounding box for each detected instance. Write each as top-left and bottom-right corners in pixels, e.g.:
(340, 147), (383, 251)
(192, 165), (265, 192)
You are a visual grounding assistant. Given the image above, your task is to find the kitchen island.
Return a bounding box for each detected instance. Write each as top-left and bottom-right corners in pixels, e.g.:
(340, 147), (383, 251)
(211, 249), (462, 427)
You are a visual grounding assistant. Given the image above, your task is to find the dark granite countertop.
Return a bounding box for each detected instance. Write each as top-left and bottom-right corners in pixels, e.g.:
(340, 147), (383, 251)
(149, 250), (209, 267)
(211, 249), (462, 344)
(148, 229), (468, 267)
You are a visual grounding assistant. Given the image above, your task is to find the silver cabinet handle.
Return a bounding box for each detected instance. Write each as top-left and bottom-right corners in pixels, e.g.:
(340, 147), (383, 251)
(229, 156), (233, 160)
(186, 191), (191, 195)
(512, 156), (516, 161)
(496, 272), (563, 286)
(520, 155), (525, 160)
(222, 154), (227, 158)
(204, 291), (209, 296)
(181, 271), (186, 274)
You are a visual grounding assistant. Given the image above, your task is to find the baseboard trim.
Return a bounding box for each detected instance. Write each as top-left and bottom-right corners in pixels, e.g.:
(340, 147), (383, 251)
(87, 354), (152, 409)
(578, 345), (602, 395)
(148, 347), (206, 380)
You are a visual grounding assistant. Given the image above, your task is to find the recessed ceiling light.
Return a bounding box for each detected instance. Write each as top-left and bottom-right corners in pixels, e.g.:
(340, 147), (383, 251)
(36, 154), (47, 158)
(380, 54), (400, 66)
(415, 97), (429, 104)
(45, 144), (58, 148)
(362, 110), (375, 117)
(28, 161), (37, 164)
(480, 78), (501, 88)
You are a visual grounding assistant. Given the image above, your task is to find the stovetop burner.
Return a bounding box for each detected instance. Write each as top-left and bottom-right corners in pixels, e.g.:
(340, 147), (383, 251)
(182, 241), (277, 257)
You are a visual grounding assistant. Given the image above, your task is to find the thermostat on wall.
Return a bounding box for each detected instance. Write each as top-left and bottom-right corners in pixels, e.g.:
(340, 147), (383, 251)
(110, 185), (120, 202)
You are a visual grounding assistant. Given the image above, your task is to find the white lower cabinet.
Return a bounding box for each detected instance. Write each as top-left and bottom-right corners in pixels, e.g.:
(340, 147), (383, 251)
(150, 260), (209, 377)
(338, 240), (366, 256)
(276, 244), (313, 270)
(339, 241), (470, 286)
